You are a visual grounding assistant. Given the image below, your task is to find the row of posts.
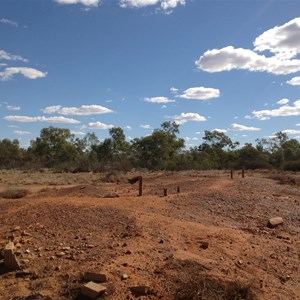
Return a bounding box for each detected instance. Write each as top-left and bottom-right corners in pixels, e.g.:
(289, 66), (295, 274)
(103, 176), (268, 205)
(138, 169), (245, 197)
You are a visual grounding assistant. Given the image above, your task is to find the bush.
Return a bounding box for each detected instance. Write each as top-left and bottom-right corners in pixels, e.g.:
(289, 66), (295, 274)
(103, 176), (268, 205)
(0, 188), (30, 199)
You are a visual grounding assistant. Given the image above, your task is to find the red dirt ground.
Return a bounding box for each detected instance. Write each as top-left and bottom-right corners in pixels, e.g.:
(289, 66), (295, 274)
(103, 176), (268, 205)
(0, 170), (299, 299)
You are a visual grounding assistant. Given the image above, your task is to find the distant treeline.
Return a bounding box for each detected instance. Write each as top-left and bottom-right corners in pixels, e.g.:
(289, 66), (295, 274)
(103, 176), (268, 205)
(1, 122), (300, 172)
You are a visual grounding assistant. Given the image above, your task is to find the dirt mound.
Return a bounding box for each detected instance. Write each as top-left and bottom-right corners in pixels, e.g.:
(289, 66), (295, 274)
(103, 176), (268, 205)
(37, 185), (111, 198)
(0, 170), (299, 299)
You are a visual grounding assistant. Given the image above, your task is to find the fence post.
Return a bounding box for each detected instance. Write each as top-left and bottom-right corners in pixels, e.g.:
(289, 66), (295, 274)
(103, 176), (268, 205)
(164, 188), (168, 197)
(138, 176), (143, 196)
(231, 169), (233, 179)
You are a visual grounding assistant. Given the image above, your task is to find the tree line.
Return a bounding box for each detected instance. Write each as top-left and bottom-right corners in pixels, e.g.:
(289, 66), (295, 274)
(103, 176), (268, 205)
(1, 122), (300, 172)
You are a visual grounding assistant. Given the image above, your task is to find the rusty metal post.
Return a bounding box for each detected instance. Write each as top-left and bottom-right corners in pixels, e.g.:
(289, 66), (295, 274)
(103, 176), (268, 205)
(164, 188), (168, 197)
(138, 176), (143, 196)
(177, 186), (180, 194)
(230, 169), (233, 179)
(242, 167), (245, 179)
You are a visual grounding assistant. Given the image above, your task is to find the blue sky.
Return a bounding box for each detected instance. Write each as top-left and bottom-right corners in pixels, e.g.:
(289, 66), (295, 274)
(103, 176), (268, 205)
(1, 0), (300, 148)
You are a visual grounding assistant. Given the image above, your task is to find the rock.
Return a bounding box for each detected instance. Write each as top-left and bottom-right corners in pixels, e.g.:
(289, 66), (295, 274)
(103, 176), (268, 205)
(81, 281), (106, 299)
(12, 226), (21, 232)
(4, 242), (21, 271)
(200, 242), (209, 250)
(121, 274), (129, 280)
(21, 230), (31, 237)
(103, 193), (120, 198)
(84, 272), (107, 283)
(129, 285), (152, 296)
(56, 252), (66, 257)
(268, 217), (283, 228)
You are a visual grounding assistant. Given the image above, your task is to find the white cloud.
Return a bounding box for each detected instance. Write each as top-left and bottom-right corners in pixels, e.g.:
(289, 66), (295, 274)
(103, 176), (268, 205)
(0, 50), (28, 62)
(124, 125), (132, 130)
(144, 96), (175, 103)
(196, 18), (300, 75)
(185, 137), (199, 141)
(196, 46), (300, 75)
(88, 121), (114, 129)
(212, 128), (228, 133)
(177, 87), (220, 100)
(277, 98), (289, 105)
(4, 115), (80, 124)
(244, 115), (252, 119)
(253, 99), (300, 120)
(140, 124), (152, 129)
(42, 104), (113, 115)
(54, 0), (101, 6)
(282, 129), (300, 135)
(229, 123), (261, 131)
(14, 130), (31, 135)
(120, 0), (159, 7)
(0, 18), (18, 27)
(173, 112), (207, 125)
(296, 123), (300, 126)
(6, 105), (20, 111)
(253, 17), (300, 60)
(0, 67), (47, 80)
(170, 87), (178, 94)
(287, 76), (300, 86)
(71, 130), (86, 135)
(119, 0), (186, 11)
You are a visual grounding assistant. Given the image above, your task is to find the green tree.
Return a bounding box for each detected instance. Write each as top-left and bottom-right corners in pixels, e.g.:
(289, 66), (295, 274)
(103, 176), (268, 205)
(198, 130), (239, 169)
(131, 122), (184, 170)
(0, 139), (23, 169)
(29, 127), (77, 168)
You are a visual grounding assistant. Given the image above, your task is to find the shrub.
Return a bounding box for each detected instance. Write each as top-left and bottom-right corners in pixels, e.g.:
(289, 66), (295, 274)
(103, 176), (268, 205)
(0, 188), (30, 199)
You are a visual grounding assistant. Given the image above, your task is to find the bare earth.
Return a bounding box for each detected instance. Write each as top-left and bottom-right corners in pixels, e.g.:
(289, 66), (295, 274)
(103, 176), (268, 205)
(0, 170), (299, 300)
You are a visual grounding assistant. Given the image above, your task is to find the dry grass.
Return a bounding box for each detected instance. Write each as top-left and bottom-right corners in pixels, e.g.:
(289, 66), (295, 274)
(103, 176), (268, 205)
(166, 260), (256, 300)
(0, 188), (30, 199)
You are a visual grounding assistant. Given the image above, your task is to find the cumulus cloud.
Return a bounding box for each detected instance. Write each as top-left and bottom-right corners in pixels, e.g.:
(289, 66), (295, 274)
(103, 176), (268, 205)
(71, 130), (86, 135)
(212, 128), (228, 133)
(229, 123), (261, 131)
(277, 98), (289, 105)
(42, 104), (113, 115)
(144, 96), (175, 103)
(4, 115), (80, 124)
(0, 50), (28, 62)
(253, 99), (300, 120)
(196, 46), (300, 75)
(88, 121), (114, 129)
(119, 0), (186, 11)
(282, 129), (300, 135)
(0, 67), (47, 80)
(6, 105), (20, 111)
(172, 112), (207, 125)
(253, 17), (300, 59)
(177, 87), (220, 100)
(140, 124), (152, 129)
(14, 130), (31, 135)
(185, 137), (199, 141)
(170, 87), (178, 94)
(54, 0), (101, 6)
(196, 18), (300, 75)
(287, 76), (300, 86)
(0, 18), (18, 27)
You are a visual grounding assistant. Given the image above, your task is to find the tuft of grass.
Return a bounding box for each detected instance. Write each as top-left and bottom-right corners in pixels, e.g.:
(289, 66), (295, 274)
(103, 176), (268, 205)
(174, 274), (255, 300)
(164, 259), (256, 300)
(0, 188), (30, 199)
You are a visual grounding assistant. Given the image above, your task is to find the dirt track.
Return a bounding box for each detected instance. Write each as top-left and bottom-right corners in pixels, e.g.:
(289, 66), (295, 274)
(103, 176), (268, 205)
(0, 170), (299, 299)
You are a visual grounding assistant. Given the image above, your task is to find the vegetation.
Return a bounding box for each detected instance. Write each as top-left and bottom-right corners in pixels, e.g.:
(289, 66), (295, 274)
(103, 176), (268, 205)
(0, 124), (299, 172)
